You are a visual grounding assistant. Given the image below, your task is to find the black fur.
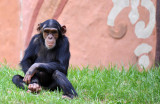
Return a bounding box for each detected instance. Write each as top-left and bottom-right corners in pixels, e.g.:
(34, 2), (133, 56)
(12, 19), (78, 98)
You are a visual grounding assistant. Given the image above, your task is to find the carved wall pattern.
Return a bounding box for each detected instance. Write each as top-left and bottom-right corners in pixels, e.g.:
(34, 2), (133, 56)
(107, 0), (156, 68)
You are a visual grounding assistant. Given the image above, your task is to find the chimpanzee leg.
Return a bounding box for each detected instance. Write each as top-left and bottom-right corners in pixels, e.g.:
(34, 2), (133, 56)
(52, 70), (78, 98)
(47, 81), (59, 91)
(36, 70), (59, 90)
(12, 75), (26, 90)
(36, 71), (52, 86)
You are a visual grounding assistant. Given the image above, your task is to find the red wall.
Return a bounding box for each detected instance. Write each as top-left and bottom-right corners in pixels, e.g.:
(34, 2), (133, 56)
(0, 0), (157, 70)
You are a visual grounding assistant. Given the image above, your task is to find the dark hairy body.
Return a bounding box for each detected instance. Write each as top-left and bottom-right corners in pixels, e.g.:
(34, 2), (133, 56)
(12, 19), (78, 99)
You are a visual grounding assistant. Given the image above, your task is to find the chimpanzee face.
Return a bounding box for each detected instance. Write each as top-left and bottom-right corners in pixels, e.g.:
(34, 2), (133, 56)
(43, 28), (59, 49)
(37, 19), (66, 49)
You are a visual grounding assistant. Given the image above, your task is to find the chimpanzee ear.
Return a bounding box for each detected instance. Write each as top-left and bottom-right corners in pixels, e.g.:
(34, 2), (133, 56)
(61, 25), (67, 34)
(37, 23), (43, 33)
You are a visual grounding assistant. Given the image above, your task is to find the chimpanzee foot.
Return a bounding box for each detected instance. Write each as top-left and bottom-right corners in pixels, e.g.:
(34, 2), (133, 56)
(62, 95), (72, 100)
(27, 83), (41, 93)
(62, 94), (75, 99)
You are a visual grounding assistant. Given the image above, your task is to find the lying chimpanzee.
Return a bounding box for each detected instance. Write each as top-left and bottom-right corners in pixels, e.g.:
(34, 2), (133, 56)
(12, 19), (78, 99)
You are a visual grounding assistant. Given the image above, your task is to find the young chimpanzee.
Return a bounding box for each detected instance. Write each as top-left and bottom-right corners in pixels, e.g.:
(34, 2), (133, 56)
(12, 19), (78, 99)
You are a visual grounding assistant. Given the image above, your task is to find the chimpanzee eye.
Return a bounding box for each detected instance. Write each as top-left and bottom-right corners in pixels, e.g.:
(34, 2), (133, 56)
(43, 33), (48, 39)
(51, 31), (57, 34)
(44, 30), (49, 34)
(54, 34), (58, 39)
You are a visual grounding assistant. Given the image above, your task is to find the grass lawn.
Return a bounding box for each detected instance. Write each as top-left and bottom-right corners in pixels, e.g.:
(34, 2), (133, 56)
(0, 63), (160, 104)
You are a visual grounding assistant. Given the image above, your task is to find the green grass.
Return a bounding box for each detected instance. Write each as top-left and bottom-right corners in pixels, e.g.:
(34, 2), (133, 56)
(0, 63), (160, 104)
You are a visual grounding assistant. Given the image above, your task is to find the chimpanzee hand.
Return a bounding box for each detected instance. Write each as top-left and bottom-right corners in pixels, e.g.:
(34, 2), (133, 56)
(23, 63), (40, 84)
(27, 83), (42, 93)
(23, 74), (32, 84)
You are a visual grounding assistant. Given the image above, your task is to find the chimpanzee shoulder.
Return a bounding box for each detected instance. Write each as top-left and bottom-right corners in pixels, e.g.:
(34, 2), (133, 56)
(57, 35), (69, 47)
(30, 34), (43, 45)
(21, 34), (42, 66)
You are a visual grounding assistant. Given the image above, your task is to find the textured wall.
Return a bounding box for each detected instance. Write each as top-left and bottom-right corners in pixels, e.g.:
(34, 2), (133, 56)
(0, 0), (157, 69)
(0, 0), (20, 66)
(58, 0), (156, 69)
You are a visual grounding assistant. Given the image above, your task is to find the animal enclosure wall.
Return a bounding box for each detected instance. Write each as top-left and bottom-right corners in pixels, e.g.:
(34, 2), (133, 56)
(0, 0), (157, 69)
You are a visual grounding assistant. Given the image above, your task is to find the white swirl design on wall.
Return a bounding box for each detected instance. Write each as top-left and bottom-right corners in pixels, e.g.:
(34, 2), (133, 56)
(128, 0), (140, 24)
(107, 0), (129, 26)
(107, 0), (156, 68)
(135, 0), (156, 39)
(134, 43), (152, 68)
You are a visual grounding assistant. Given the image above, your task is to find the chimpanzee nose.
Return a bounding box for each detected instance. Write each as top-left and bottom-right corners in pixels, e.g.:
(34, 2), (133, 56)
(48, 35), (53, 39)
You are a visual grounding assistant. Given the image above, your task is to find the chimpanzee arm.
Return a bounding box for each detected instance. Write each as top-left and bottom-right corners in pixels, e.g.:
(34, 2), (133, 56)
(20, 35), (39, 74)
(27, 37), (70, 75)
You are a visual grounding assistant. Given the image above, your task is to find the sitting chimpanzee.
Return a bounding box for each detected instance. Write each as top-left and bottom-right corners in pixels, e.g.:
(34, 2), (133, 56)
(12, 19), (78, 99)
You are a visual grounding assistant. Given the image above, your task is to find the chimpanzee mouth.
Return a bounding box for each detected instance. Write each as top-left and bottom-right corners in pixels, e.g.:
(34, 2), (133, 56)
(47, 42), (56, 49)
